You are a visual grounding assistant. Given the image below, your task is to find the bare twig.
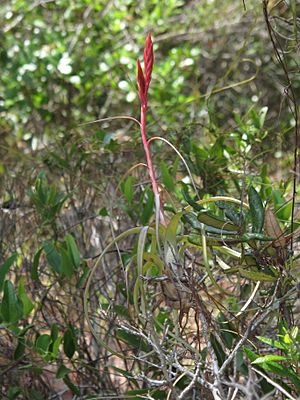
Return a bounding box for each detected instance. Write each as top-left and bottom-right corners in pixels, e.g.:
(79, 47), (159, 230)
(252, 366), (297, 400)
(178, 362), (201, 399)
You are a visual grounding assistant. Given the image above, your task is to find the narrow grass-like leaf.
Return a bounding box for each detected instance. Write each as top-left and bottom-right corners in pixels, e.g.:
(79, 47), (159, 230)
(256, 336), (286, 350)
(164, 212), (183, 276)
(134, 226), (149, 318)
(143, 252), (164, 273)
(165, 212), (182, 248)
(252, 355), (289, 364)
(185, 234), (223, 247)
(83, 226), (149, 357)
(241, 233), (274, 242)
(197, 210), (238, 232)
(116, 328), (151, 352)
(149, 136), (199, 196)
(239, 269), (277, 282)
(253, 360), (300, 392)
(244, 346), (259, 362)
(107, 365), (137, 386)
(184, 212), (237, 236)
(181, 183), (202, 211)
(201, 223), (230, 294)
(216, 255), (231, 270)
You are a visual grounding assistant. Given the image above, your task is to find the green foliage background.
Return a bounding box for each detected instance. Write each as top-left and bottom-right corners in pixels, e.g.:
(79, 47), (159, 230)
(0, 0), (299, 399)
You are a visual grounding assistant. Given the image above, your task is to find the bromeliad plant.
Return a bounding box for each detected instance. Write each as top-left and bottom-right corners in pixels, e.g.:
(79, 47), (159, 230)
(83, 33), (300, 400)
(136, 33), (166, 226)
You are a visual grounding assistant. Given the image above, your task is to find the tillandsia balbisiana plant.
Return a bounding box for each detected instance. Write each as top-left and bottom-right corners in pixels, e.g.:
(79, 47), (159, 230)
(136, 33), (166, 227)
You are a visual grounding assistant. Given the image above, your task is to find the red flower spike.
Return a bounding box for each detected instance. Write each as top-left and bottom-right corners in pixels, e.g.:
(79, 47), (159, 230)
(143, 33), (154, 91)
(136, 59), (146, 104)
(137, 33), (154, 107)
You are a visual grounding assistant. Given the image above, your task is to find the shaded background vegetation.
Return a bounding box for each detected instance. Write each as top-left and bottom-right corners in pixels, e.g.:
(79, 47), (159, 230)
(0, 0), (299, 399)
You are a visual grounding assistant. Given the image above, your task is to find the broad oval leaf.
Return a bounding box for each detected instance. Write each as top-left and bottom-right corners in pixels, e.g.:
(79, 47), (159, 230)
(122, 176), (134, 203)
(264, 208), (285, 249)
(35, 334), (51, 355)
(50, 337), (62, 358)
(31, 248), (42, 281)
(56, 364), (71, 379)
(18, 277), (34, 316)
(1, 280), (23, 324)
(43, 241), (61, 274)
(248, 186), (264, 234)
(14, 337), (25, 360)
(60, 247), (74, 278)
(65, 234), (81, 268)
(0, 253), (17, 291)
(140, 190), (154, 225)
(63, 328), (76, 359)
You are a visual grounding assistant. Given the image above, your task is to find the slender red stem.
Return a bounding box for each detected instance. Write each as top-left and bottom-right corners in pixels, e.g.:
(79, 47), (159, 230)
(140, 105), (158, 194)
(140, 104), (166, 226)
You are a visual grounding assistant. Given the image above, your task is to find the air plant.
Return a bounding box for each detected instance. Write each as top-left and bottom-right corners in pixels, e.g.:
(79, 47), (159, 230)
(136, 33), (166, 226)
